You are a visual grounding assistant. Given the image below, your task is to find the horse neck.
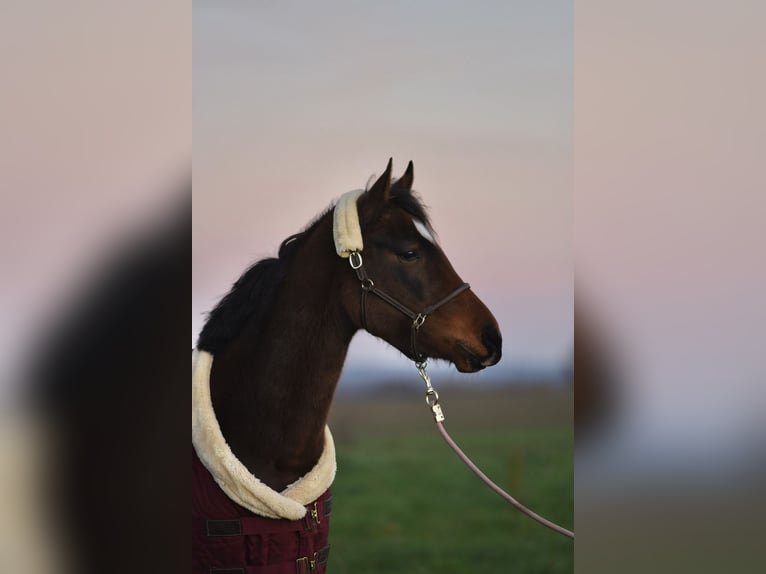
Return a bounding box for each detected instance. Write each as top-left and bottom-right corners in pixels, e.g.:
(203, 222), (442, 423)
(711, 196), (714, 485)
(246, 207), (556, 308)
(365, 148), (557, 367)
(210, 218), (356, 491)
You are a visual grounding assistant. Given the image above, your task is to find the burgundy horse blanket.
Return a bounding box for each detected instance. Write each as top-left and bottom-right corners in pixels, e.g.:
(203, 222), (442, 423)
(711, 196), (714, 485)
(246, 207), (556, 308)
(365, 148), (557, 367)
(192, 350), (337, 573)
(192, 449), (331, 573)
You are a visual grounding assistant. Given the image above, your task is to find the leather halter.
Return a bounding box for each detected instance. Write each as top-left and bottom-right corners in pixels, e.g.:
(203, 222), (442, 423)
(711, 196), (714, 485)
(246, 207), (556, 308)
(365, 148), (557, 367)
(348, 251), (470, 364)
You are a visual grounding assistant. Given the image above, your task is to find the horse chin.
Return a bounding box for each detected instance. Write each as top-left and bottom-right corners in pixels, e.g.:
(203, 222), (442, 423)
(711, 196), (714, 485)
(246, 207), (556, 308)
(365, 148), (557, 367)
(455, 360), (486, 374)
(453, 341), (499, 373)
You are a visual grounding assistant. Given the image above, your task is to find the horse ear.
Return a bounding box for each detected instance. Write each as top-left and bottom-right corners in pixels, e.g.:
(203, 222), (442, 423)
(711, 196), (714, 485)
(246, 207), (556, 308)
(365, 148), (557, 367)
(369, 158), (393, 200)
(393, 160), (414, 193)
(360, 158), (393, 221)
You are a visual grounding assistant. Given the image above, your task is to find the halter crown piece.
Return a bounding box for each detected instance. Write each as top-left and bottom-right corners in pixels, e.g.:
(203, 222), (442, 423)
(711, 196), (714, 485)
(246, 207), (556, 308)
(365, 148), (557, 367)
(332, 189), (365, 257)
(332, 189), (470, 364)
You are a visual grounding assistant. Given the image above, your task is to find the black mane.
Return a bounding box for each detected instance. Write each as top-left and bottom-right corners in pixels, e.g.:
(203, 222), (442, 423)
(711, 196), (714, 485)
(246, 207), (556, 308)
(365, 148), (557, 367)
(196, 237), (292, 354)
(196, 189), (429, 354)
(196, 209), (329, 354)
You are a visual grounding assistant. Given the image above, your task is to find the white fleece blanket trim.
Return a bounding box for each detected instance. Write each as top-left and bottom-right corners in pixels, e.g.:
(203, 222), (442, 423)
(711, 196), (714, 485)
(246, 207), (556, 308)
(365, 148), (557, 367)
(192, 349), (337, 520)
(333, 188), (365, 257)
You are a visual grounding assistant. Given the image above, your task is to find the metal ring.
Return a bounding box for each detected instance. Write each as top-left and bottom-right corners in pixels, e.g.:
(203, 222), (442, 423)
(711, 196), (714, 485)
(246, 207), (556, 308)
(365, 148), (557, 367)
(425, 388), (439, 407)
(349, 252), (363, 269)
(413, 313), (427, 329)
(361, 278), (374, 291)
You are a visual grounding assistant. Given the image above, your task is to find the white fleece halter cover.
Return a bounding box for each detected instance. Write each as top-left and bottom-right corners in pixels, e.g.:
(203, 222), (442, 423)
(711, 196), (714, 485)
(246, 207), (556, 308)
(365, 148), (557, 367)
(192, 350), (337, 520)
(333, 189), (365, 257)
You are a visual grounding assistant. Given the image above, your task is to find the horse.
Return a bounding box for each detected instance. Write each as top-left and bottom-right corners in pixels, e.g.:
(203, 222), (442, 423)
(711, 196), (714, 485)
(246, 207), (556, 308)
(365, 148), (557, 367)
(192, 159), (502, 573)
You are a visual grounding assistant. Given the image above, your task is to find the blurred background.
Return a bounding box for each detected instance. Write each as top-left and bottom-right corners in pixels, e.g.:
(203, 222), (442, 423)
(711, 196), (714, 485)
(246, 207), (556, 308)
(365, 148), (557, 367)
(0, 3), (190, 573)
(575, 2), (765, 572)
(194, 1), (573, 572)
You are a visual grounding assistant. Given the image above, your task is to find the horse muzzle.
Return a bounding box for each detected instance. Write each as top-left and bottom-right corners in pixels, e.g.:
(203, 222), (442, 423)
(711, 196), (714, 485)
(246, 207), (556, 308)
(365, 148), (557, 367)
(455, 325), (502, 372)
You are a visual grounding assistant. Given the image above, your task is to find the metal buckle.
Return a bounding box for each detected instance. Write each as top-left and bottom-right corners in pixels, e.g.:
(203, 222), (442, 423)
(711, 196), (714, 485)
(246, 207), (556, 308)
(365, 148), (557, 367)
(295, 552), (318, 573)
(349, 251), (363, 269)
(413, 313), (427, 329)
(310, 501), (321, 525)
(303, 501), (321, 530)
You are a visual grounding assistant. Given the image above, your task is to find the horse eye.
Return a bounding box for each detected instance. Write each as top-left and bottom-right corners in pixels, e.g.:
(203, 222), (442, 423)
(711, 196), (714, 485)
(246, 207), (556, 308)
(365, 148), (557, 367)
(397, 250), (420, 262)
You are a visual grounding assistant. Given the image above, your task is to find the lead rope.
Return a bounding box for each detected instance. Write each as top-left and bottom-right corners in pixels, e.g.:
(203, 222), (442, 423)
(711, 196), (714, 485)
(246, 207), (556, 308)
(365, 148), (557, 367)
(416, 361), (575, 540)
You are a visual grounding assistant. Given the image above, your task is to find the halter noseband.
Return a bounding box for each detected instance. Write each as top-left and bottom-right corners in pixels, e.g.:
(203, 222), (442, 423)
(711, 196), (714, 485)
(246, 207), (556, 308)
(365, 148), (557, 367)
(348, 251), (470, 364)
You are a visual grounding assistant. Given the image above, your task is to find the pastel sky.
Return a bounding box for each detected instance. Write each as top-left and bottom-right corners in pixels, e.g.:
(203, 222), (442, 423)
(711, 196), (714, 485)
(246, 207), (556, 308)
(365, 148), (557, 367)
(193, 1), (573, 375)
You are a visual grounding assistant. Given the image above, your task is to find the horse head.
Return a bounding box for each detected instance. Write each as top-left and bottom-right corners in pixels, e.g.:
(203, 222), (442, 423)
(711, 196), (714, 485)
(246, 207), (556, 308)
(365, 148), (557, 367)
(338, 159), (502, 373)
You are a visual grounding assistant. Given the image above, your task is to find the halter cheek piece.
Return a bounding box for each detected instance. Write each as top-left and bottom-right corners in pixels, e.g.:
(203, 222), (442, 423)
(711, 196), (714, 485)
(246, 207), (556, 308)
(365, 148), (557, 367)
(348, 251), (470, 364)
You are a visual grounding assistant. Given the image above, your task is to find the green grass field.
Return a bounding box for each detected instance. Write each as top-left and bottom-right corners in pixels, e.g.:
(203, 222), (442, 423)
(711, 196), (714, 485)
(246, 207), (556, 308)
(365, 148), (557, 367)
(327, 387), (573, 573)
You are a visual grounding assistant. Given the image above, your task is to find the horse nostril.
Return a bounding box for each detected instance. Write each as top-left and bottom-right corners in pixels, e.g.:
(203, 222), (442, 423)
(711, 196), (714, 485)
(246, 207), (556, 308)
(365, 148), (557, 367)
(481, 325), (502, 362)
